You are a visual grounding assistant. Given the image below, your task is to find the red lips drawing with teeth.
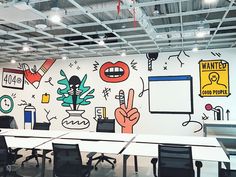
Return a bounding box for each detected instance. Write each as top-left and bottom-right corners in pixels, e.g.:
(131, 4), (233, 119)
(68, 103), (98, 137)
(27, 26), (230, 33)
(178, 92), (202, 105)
(99, 61), (130, 83)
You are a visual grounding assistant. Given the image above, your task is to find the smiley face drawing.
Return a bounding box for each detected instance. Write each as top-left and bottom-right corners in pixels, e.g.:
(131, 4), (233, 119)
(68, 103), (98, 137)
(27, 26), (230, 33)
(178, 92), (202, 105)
(99, 61), (130, 83)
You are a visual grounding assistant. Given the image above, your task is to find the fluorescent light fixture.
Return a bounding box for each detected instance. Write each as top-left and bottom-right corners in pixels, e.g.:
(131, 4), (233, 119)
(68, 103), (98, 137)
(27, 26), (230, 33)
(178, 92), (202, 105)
(204, 0), (218, 4)
(196, 26), (209, 38)
(192, 47), (199, 52)
(121, 51), (126, 57)
(35, 24), (47, 30)
(61, 54), (67, 60)
(49, 7), (61, 23)
(11, 59), (16, 64)
(153, 5), (160, 15)
(98, 40), (105, 46)
(22, 43), (30, 52)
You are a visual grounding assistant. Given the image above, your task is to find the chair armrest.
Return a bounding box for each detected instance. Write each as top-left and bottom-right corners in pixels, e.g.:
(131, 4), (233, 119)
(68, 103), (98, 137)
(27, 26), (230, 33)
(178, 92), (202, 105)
(86, 152), (96, 167)
(87, 152), (96, 159)
(151, 158), (158, 177)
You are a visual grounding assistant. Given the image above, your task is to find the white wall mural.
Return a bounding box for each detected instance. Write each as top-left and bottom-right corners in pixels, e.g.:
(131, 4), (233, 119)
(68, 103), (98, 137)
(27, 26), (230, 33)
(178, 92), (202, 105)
(0, 48), (235, 136)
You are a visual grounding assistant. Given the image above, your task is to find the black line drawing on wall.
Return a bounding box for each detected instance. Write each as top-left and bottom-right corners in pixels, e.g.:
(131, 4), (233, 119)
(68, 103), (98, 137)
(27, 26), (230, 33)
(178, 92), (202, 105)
(11, 93), (16, 99)
(168, 50), (189, 67)
(32, 95), (35, 99)
(130, 60), (138, 71)
(226, 110), (230, 120)
(146, 52), (159, 71)
(18, 100), (28, 106)
(202, 113), (209, 120)
(69, 60), (80, 70)
(44, 109), (57, 122)
(45, 77), (54, 86)
(93, 61), (99, 71)
(138, 77), (149, 97)
(211, 52), (221, 57)
(182, 114), (203, 133)
(69, 63), (73, 68)
(163, 62), (168, 70)
(102, 87), (111, 100)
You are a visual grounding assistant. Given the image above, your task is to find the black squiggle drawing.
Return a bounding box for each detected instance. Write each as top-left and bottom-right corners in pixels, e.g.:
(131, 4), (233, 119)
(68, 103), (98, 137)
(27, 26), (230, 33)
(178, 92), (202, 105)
(211, 52), (221, 57)
(182, 114), (203, 133)
(11, 93), (16, 99)
(202, 113), (209, 120)
(18, 100), (28, 106)
(45, 77), (54, 86)
(93, 61), (99, 71)
(138, 77), (149, 97)
(226, 109), (230, 120)
(130, 60), (138, 71)
(32, 95), (35, 99)
(69, 63), (73, 68)
(102, 87), (111, 100)
(168, 50), (190, 67)
(44, 109), (57, 122)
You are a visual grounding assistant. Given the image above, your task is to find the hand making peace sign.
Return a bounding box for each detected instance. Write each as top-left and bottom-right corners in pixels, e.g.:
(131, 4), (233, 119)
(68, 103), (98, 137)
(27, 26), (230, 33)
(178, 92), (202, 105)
(115, 89), (140, 133)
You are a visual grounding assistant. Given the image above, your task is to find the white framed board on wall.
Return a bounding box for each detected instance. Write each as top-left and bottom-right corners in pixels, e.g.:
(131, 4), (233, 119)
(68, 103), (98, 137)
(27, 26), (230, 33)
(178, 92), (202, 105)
(148, 75), (193, 114)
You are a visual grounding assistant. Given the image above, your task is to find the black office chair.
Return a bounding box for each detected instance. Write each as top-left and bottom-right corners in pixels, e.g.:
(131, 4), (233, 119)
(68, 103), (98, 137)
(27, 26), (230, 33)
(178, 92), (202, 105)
(52, 143), (93, 177)
(0, 115), (17, 129)
(0, 136), (23, 177)
(21, 122), (52, 167)
(91, 119), (116, 170)
(151, 144), (201, 177)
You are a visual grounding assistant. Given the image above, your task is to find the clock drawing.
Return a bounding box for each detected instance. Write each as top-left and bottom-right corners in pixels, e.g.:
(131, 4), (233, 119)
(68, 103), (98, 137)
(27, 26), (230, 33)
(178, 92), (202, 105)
(0, 95), (14, 113)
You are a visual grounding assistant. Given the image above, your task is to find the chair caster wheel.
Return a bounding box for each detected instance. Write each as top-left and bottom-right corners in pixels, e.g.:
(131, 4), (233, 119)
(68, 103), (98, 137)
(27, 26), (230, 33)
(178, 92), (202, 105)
(49, 159), (52, 163)
(114, 159), (116, 164)
(112, 165), (115, 169)
(95, 167), (98, 170)
(36, 164), (39, 168)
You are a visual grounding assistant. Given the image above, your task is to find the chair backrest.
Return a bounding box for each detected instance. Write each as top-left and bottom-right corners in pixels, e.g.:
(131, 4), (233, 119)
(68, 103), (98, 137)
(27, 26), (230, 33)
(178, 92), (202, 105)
(0, 136), (9, 166)
(52, 143), (83, 177)
(158, 144), (194, 177)
(0, 116), (14, 128)
(96, 119), (115, 133)
(33, 122), (50, 130)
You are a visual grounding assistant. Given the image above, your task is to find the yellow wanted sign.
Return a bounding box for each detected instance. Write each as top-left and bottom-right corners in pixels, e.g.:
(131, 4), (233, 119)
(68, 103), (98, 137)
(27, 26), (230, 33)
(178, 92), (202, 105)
(199, 60), (230, 97)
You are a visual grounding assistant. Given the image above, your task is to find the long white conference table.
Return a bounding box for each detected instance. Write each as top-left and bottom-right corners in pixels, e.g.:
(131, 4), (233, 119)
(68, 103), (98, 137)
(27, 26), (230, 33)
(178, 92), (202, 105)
(0, 129), (230, 177)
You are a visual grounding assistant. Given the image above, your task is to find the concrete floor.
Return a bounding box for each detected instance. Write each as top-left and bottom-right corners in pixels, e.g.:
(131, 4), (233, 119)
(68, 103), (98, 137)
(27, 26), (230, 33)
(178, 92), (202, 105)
(4, 149), (236, 177)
